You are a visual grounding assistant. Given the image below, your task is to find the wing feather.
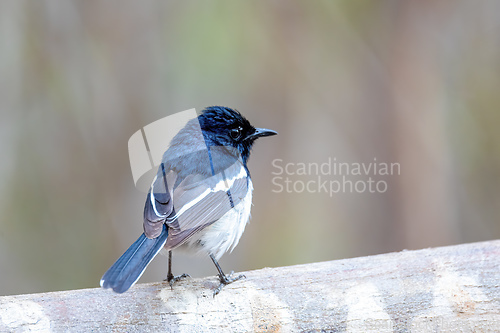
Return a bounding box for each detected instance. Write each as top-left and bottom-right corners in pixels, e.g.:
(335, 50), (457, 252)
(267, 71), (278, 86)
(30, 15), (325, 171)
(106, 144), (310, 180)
(143, 168), (177, 238)
(165, 161), (249, 249)
(143, 146), (249, 248)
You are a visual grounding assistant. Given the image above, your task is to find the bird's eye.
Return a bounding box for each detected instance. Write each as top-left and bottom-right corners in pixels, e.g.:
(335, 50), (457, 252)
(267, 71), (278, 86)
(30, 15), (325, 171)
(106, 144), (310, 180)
(230, 127), (242, 140)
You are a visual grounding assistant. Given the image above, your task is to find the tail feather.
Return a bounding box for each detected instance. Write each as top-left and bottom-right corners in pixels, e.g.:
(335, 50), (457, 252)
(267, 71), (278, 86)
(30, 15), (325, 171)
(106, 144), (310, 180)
(100, 224), (168, 293)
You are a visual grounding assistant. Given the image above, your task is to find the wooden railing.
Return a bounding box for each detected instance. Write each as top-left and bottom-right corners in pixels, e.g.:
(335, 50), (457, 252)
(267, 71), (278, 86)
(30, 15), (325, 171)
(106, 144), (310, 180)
(1, 240), (499, 332)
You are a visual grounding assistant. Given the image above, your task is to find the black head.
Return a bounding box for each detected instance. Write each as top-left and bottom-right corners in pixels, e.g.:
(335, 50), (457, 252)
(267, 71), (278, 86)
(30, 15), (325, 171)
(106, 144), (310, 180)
(198, 106), (277, 163)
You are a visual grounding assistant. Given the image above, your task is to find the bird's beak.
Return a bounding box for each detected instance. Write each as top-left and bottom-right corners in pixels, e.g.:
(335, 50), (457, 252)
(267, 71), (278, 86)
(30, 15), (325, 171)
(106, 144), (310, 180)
(245, 128), (278, 141)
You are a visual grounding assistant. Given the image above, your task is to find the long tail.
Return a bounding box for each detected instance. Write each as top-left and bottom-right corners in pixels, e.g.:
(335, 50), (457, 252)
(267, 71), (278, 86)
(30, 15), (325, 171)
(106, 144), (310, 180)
(100, 224), (168, 293)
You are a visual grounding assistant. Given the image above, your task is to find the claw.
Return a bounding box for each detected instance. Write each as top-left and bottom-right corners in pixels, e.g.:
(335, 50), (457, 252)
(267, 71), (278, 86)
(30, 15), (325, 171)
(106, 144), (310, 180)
(165, 273), (190, 290)
(213, 272), (246, 296)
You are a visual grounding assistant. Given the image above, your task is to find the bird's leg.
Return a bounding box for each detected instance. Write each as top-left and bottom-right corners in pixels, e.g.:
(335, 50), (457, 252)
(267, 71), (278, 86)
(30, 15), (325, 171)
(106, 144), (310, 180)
(210, 254), (245, 296)
(165, 250), (190, 289)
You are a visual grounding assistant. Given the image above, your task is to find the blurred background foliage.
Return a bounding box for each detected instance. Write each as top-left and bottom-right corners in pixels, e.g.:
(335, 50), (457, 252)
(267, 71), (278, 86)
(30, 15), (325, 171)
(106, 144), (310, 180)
(1, 0), (500, 296)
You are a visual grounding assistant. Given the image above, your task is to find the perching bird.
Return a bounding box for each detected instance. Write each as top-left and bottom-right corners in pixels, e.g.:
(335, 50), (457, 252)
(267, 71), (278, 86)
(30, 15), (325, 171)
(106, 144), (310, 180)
(100, 106), (277, 295)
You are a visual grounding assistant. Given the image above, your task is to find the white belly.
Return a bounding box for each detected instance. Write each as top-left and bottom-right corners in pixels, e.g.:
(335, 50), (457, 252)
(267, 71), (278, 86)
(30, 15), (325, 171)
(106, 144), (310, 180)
(178, 180), (253, 260)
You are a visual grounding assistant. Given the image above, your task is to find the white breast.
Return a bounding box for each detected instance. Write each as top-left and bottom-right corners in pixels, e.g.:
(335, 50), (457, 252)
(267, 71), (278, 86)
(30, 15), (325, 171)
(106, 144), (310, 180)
(179, 180), (253, 260)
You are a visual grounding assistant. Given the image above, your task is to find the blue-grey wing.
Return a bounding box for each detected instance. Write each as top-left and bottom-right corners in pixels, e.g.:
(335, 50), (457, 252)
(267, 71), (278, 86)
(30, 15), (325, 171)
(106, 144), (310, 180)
(143, 169), (177, 238)
(164, 160), (250, 249)
(143, 145), (248, 243)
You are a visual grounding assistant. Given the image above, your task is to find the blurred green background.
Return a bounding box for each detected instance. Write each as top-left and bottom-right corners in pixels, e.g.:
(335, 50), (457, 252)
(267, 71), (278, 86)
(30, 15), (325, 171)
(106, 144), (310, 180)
(1, 0), (500, 296)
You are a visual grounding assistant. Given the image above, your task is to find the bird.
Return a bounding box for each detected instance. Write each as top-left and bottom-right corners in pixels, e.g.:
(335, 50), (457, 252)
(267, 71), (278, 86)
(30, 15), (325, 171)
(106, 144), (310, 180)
(100, 106), (277, 295)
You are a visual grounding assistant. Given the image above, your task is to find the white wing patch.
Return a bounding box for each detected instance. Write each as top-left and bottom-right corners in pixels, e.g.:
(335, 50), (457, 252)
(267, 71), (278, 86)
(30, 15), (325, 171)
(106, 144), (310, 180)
(150, 175), (166, 218)
(168, 166), (247, 223)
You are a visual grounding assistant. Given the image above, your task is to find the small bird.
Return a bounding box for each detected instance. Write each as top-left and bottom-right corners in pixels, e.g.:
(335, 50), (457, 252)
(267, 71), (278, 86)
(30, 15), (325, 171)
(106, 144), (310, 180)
(100, 106), (277, 294)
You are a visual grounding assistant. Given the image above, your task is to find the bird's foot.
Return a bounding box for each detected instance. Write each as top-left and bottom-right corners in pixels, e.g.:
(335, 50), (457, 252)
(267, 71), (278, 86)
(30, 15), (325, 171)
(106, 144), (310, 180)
(165, 273), (191, 289)
(213, 271), (246, 296)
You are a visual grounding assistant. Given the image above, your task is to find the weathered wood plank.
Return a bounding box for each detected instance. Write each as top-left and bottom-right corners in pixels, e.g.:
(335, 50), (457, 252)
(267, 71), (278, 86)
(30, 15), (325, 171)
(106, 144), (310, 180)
(1, 240), (500, 332)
